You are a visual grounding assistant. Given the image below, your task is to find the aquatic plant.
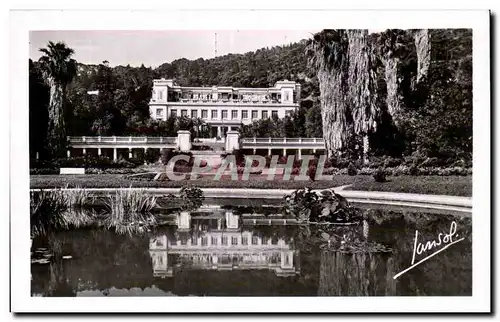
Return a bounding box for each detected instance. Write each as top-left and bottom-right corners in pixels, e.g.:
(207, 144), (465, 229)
(62, 185), (93, 208)
(179, 186), (204, 211)
(61, 209), (96, 229)
(102, 189), (158, 235)
(30, 190), (68, 237)
(284, 188), (361, 224)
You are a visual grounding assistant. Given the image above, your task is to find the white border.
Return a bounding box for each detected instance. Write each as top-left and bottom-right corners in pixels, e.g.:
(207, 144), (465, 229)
(10, 9), (490, 313)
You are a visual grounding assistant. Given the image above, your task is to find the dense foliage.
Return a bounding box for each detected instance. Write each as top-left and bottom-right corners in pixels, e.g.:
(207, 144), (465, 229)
(307, 29), (472, 162)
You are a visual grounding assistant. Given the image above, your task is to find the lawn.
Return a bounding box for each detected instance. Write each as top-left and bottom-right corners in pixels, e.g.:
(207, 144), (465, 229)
(29, 173), (359, 190)
(344, 175), (472, 197)
(29, 174), (472, 196)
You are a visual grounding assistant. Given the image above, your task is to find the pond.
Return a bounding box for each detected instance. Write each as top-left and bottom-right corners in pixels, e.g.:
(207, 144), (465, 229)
(31, 201), (472, 297)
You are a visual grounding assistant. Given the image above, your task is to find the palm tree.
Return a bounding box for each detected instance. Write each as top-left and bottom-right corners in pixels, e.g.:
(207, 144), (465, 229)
(38, 41), (77, 158)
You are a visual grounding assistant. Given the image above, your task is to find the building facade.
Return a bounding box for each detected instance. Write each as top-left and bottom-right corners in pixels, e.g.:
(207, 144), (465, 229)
(149, 79), (301, 138)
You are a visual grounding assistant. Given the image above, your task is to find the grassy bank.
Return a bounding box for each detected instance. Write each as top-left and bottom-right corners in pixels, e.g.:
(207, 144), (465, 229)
(30, 174), (472, 196)
(30, 174), (359, 190)
(344, 175), (472, 197)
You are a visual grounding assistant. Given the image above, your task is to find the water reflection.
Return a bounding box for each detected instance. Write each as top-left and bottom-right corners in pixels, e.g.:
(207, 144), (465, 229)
(151, 210), (299, 278)
(31, 204), (472, 297)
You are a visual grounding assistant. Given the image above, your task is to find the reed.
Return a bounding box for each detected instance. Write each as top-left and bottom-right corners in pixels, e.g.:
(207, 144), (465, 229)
(30, 190), (68, 237)
(102, 189), (158, 234)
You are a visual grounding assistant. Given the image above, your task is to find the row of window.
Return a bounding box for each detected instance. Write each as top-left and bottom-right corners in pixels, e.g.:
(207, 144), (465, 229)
(178, 236), (277, 246)
(156, 108), (280, 120)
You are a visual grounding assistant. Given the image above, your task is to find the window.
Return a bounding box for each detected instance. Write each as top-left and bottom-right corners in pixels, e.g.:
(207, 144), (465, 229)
(211, 110), (218, 119)
(262, 110), (268, 119)
(231, 236), (238, 245)
(156, 108), (163, 117)
(201, 110), (208, 119)
(252, 236), (259, 245)
(222, 110), (228, 119)
(191, 236), (198, 245)
(242, 110), (248, 119)
(181, 110), (188, 117)
(211, 236), (218, 246)
(191, 110), (198, 118)
(222, 236), (228, 245)
(231, 110), (238, 119)
(284, 92), (289, 101)
(252, 110), (258, 119)
(242, 237), (248, 246)
(272, 110), (278, 119)
(201, 237), (208, 246)
(158, 90), (163, 100)
(170, 110), (177, 118)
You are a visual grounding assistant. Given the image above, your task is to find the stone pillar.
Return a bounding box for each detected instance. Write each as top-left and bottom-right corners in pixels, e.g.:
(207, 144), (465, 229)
(268, 148), (272, 156)
(67, 150), (71, 158)
(217, 218), (222, 230)
(177, 130), (192, 152)
(283, 149), (287, 156)
(225, 131), (240, 153)
(297, 149), (302, 160)
(113, 148), (117, 161)
(177, 211), (191, 230)
(97, 148), (102, 156)
(82, 148), (86, 155)
(128, 148), (133, 159)
(253, 148), (256, 155)
(226, 211), (240, 229)
(217, 126), (222, 139)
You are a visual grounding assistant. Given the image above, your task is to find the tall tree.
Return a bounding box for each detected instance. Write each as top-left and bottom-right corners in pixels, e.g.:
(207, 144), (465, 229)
(29, 59), (50, 160)
(38, 41), (77, 158)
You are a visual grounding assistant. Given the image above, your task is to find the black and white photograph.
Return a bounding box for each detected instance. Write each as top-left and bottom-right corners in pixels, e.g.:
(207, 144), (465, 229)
(8, 7), (491, 314)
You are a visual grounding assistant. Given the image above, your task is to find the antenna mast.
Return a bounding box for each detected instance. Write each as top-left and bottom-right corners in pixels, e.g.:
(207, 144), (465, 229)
(214, 32), (218, 57)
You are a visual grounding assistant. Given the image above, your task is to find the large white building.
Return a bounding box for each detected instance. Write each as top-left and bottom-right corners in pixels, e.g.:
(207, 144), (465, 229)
(149, 79), (301, 138)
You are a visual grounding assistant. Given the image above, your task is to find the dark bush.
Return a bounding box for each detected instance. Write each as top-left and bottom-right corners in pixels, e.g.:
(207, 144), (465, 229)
(30, 168), (59, 175)
(373, 168), (387, 182)
(383, 157), (403, 168)
(409, 164), (420, 176)
(145, 149), (161, 164)
(232, 149), (246, 167)
(307, 164), (317, 181)
(128, 157), (144, 167)
(347, 162), (358, 176)
(161, 149), (176, 165)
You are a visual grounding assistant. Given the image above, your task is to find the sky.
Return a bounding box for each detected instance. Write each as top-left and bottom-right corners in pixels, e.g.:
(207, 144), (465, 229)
(29, 30), (316, 67)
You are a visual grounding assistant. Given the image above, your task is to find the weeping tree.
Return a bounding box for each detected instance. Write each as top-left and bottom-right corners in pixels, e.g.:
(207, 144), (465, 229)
(38, 41), (77, 158)
(307, 30), (380, 161)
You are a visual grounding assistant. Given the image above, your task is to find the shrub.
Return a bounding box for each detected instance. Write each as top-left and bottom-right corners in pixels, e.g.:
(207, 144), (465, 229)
(128, 157), (145, 167)
(409, 164), (420, 176)
(145, 149), (161, 164)
(383, 157), (403, 168)
(30, 168), (59, 175)
(161, 149), (176, 165)
(115, 158), (136, 168)
(347, 162), (358, 176)
(373, 168), (387, 182)
(232, 149), (246, 167)
(307, 164), (317, 181)
(179, 186), (204, 210)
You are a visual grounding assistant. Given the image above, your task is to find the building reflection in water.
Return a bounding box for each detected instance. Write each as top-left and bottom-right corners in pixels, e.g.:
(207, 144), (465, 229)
(149, 208), (300, 278)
